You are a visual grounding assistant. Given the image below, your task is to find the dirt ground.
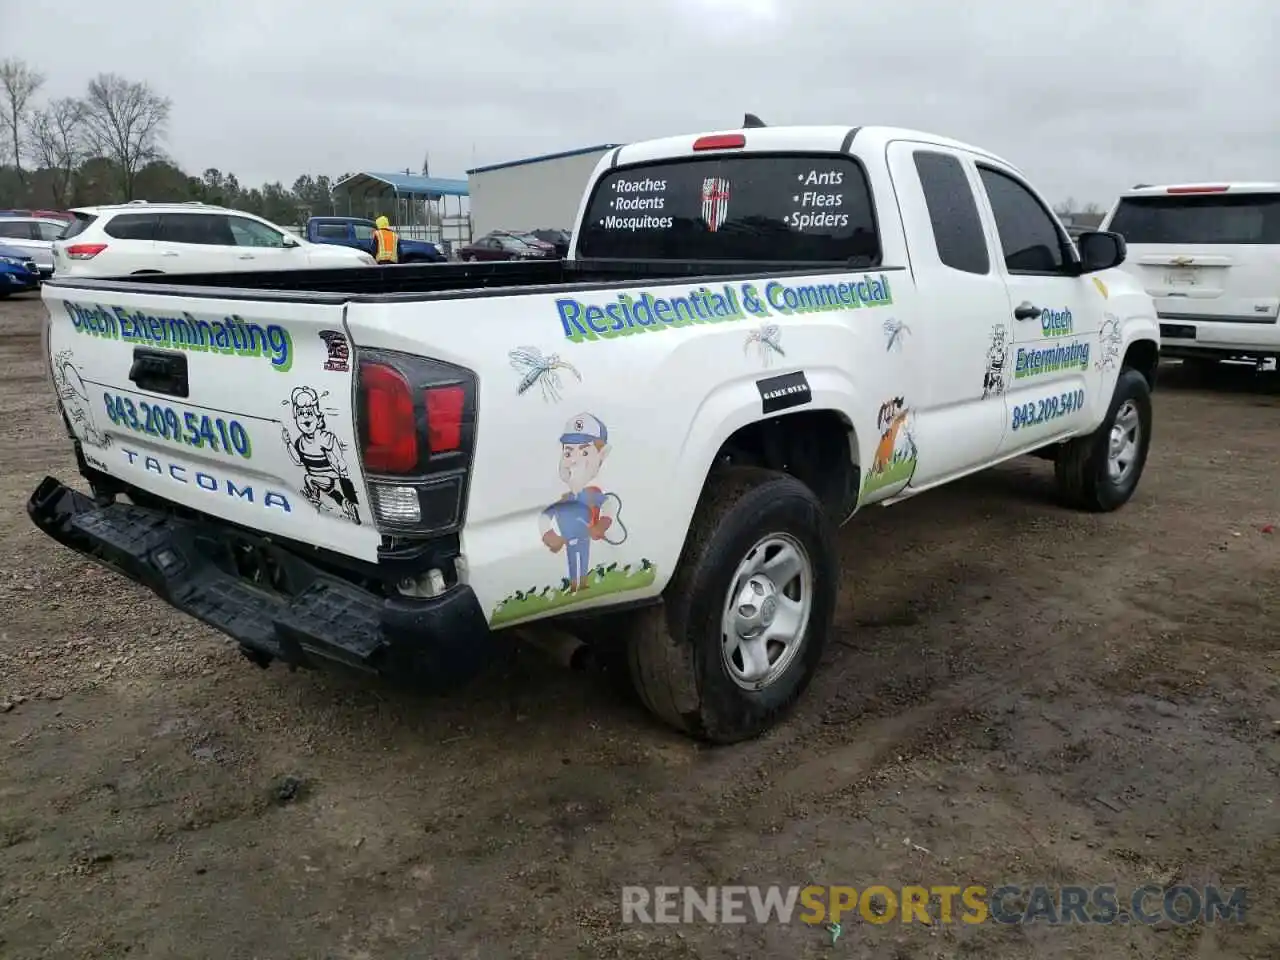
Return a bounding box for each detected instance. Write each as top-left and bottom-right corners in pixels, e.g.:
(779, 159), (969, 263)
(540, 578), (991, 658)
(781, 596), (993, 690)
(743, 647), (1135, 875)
(1, 290), (1278, 960)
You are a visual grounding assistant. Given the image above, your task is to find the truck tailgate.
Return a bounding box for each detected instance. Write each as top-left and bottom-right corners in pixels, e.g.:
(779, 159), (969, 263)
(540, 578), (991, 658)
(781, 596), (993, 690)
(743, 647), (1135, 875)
(44, 285), (382, 563)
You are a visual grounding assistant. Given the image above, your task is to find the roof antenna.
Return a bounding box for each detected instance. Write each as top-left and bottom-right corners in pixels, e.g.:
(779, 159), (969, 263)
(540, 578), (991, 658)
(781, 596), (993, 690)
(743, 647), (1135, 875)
(743, 113), (766, 128)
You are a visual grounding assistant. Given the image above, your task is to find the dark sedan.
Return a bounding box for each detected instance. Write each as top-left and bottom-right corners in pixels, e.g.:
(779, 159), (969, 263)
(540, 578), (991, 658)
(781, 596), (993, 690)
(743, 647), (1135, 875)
(456, 233), (555, 262)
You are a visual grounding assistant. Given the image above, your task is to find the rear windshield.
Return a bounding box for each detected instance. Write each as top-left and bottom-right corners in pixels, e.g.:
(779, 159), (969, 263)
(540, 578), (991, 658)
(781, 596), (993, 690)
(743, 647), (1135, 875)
(576, 153), (879, 264)
(1108, 193), (1280, 244)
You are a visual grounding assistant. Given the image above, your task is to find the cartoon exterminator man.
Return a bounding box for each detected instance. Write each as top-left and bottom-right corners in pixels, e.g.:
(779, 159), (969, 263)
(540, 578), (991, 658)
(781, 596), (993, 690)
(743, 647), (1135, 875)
(281, 385), (361, 524)
(539, 413), (621, 593)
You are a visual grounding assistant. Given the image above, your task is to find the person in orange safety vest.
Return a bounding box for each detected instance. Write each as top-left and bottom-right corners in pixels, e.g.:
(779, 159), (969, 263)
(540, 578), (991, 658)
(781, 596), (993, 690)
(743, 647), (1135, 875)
(373, 215), (399, 264)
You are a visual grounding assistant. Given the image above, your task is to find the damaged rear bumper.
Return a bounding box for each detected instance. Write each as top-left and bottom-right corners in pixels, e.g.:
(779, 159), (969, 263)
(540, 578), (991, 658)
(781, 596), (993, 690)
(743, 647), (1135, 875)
(27, 476), (495, 689)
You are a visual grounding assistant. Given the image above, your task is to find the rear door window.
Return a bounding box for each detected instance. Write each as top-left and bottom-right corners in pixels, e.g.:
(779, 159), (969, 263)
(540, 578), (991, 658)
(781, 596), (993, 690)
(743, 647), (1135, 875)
(159, 213), (235, 245)
(103, 213), (158, 240)
(1108, 193), (1280, 244)
(314, 222), (349, 240)
(36, 221), (66, 241)
(913, 150), (990, 275)
(576, 153), (879, 264)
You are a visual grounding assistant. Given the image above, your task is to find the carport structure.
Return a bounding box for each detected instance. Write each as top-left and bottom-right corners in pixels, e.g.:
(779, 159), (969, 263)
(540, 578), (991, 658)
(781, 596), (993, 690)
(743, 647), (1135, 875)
(331, 171), (471, 249)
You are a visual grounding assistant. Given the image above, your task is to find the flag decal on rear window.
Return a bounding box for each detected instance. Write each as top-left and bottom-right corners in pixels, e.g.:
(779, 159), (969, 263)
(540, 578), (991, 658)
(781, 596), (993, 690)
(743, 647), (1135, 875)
(701, 177), (731, 232)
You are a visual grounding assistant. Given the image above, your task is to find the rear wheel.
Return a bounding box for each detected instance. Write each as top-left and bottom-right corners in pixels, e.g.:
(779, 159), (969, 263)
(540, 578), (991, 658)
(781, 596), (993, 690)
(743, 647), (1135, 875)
(1055, 367), (1152, 512)
(625, 466), (837, 743)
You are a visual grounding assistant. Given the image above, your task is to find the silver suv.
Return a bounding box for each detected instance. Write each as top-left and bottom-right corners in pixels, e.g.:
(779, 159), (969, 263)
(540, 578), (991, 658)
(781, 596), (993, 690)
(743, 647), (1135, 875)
(0, 216), (66, 277)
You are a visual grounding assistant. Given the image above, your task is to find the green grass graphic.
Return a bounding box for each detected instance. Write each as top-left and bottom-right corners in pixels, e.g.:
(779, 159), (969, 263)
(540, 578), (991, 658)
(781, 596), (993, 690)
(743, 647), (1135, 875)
(491, 561), (657, 627)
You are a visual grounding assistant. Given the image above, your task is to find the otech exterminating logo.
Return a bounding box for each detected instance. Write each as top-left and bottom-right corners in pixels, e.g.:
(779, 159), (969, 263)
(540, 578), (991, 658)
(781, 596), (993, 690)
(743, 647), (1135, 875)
(621, 884), (1247, 928)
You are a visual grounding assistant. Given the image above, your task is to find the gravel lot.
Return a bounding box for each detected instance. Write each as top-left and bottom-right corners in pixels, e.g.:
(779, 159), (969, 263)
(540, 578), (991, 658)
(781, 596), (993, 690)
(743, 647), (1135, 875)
(2, 290), (1278, 959)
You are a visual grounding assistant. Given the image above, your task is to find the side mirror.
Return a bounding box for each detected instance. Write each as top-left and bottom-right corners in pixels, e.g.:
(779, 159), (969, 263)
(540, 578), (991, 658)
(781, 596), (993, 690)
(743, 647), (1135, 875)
(282, 235), (301, 248)
(1076, 230), (1126, 273)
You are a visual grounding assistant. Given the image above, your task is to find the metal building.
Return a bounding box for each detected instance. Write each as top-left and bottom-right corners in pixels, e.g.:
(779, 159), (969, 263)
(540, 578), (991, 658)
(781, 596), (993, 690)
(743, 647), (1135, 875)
(466, 144), (623, 239)
(331, 171), (471, 250)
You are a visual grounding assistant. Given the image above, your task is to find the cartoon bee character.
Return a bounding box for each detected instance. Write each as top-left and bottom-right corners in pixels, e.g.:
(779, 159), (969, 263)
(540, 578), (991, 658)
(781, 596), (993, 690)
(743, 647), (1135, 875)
(281, 386), (361, 524)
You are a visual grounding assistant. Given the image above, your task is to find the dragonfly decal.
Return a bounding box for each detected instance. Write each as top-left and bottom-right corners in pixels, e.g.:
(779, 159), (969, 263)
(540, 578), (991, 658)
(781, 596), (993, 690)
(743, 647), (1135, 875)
(509, 345), (582, 402)
(883, 316), (911, 353)
(744, 323), (785, 365)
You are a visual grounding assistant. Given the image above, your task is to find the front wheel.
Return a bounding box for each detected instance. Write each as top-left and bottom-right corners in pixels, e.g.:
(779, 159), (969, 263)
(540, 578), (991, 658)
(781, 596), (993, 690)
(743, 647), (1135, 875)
(1054, 367), (1152, 511)
(625, 466), (837, 743)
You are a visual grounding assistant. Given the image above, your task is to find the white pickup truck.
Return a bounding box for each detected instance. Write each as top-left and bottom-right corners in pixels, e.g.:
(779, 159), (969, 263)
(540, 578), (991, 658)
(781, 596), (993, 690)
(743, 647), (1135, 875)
(28, 121), (1160, 743)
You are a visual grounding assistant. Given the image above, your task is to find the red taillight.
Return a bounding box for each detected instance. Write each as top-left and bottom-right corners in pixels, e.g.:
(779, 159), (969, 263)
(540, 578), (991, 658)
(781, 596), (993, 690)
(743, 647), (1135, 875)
(1166, 185), (1230, 194)
(425, 385), (464, 453)
(64, 243), (107, 260)
(361, 361), (418, 473)
(692, 133), (746, 151)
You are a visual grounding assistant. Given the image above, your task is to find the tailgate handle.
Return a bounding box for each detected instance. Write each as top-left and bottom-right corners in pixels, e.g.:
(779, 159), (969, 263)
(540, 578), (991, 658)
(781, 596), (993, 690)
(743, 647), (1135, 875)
(129, 348), (189, 398)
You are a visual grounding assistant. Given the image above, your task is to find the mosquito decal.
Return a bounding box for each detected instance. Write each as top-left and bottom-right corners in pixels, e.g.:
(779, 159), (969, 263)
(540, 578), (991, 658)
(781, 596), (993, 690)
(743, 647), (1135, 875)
(744, 323), (785, 365)
(883, 316), (911, 353)
(509, 345), (582, 402)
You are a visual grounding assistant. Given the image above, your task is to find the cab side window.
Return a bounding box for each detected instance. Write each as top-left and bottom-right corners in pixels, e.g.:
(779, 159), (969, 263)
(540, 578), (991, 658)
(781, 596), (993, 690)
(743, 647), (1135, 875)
(914, 150), (990, 275)
(977, 165), (1073, 276)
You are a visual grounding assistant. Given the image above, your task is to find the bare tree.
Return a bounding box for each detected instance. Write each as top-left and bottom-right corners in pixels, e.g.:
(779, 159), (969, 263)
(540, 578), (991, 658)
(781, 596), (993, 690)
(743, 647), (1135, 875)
(28, 98), (88, 206)
(81, 73), (171, 200)
(0, 58), (46, 177)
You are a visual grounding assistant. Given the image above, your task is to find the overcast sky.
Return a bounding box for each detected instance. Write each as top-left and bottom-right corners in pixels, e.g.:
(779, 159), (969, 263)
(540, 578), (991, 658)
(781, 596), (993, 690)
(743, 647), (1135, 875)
(7, 0), (1277, 205)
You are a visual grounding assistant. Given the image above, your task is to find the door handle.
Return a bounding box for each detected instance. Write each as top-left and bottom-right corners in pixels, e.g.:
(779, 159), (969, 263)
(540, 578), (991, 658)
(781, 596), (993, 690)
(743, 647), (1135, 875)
(129, 348), (189, 398)
(161, 251), (179, 257)
(1013, 302), (1042, 321)
(237, 254), (254, 260)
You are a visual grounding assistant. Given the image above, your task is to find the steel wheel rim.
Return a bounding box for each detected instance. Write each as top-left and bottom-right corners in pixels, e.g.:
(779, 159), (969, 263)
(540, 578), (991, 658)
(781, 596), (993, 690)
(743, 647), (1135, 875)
(1107, 399), (1141, 484)
(720, 533), (813, 691)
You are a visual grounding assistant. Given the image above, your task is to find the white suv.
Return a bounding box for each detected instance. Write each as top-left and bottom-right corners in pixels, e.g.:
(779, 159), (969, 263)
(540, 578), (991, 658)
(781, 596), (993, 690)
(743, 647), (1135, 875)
(1100, 183), (1280, 367)
(52, 202), (376, 278)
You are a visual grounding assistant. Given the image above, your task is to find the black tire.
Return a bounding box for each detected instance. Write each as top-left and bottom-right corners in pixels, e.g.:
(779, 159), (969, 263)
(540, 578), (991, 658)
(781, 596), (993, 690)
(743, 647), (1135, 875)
(1054, 367), (1152, 512)
(626, 466), (837, 744)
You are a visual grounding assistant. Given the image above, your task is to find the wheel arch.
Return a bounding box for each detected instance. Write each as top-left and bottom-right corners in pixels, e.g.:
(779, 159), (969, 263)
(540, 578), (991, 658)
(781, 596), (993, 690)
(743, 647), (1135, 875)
(647, 369), (865, 597)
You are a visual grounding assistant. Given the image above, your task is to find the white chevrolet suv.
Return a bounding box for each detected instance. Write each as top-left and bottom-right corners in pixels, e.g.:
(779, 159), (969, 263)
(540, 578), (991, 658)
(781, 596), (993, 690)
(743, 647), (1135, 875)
(52, 202), (376, 278)
(1101, 183), (1280, 368)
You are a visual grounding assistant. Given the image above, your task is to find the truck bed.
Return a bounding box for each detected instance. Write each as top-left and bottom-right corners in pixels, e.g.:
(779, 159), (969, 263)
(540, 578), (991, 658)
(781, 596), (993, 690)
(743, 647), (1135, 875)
(48, 257), (876, 303)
